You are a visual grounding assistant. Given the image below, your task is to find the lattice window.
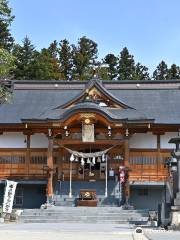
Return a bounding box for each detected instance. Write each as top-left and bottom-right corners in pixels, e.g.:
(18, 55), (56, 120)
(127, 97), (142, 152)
(0, 155), (25, 164)
(30, 156), (47, 164)
(14, 187), (23, 207)
(129, 156), (157, 165)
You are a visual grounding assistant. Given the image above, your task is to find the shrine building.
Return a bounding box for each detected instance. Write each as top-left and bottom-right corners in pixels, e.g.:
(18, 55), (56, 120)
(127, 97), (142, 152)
(0, 79), (180, 210)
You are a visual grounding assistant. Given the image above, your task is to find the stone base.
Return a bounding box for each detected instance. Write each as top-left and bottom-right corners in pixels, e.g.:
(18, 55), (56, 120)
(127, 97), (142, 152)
(171, 211), (180, 226)
(174, 192), (180, 206)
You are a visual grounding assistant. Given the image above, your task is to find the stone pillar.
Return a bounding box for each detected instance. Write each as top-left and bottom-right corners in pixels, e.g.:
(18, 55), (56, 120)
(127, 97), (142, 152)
(47, 137), (54, 203)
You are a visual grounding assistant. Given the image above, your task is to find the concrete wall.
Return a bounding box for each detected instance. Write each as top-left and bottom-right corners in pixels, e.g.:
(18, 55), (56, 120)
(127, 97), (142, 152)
(130, 186), (164, 210)
(129, 133), (157, 149)
(160, 132), (177, 149)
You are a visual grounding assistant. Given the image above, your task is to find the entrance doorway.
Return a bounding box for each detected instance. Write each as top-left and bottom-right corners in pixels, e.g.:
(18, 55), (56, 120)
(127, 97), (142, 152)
(78, 158), (106, 180)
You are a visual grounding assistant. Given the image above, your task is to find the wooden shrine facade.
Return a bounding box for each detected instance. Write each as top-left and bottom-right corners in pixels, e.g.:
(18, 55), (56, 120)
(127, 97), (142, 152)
(0, 79), (180, 203)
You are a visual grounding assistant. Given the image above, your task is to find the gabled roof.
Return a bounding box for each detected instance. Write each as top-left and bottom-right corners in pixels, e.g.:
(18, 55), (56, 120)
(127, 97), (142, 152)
(0, 79), (180, 125)
(55, 79), (133, 110)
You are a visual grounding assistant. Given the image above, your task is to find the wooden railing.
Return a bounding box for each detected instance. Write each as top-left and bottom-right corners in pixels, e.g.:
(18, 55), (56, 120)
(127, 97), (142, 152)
(128, 150), (170, 182)
(0, 150), (50, 179)
(0, 149), (171, 181)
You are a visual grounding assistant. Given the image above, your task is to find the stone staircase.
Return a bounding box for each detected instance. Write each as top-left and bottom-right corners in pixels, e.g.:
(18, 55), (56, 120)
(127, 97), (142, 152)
(20, 207), (149, 225)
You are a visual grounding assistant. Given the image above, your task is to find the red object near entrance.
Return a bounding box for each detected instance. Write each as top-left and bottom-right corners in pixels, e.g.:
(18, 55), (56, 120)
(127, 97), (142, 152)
(119, 170), (125, 184)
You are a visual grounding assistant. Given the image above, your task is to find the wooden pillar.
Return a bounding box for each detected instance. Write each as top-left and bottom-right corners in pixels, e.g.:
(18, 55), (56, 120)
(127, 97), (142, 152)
(157, 134), (161, 179)
(124, 138), (129, 167)
(26, 134), (31, 176)
(59, 147), (63, 179)
(47, 137), (54, 203)
(124, 137), (130, 204)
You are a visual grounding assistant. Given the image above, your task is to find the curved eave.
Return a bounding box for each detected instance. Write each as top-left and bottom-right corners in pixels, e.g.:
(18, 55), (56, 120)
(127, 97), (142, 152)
(21, 107), (155, 125)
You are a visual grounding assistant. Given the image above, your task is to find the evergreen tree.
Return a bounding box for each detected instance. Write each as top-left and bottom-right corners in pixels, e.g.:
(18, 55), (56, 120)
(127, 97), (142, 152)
(153, 60), (169, 80)
(168, 64), (180, 79)
(96, 64), (109, 80)
(59, 39), (73, 80)
(117, 47), (135, 80)
(30, 48), (60, 80)
(103, 53), (118, 80)
(0, 48), (15, 103)
(12, 36), (36, 79)
(0, 47), (15, 79)
(48, 40), (59, 60)
(0, 0), (14, 51)
(133, 62), (150, 80)
(72, 36), (98, 80)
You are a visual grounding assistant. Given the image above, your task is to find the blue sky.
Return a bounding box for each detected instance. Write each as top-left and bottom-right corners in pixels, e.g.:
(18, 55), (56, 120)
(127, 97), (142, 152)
(9, 0), (180, 73)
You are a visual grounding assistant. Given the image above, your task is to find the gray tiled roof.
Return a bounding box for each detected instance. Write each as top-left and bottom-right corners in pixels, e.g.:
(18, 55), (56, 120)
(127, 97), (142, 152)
(0, 81), (180, 124)
(31, 102), (146, 122)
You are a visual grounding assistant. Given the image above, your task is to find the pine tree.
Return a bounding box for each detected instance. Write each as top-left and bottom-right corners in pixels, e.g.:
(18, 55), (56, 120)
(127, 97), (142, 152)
(0, 0), (14, 51)
(168, 64), (180, 79)
(48, 40), (59, 60)
(12, 36), (36, 79)
(0, 48), (15, 103)
(29, 49), (60, 80)
(59, 39), (73, 80)
(72, 36), (98, 80)
(103, 54), (118, 80)
(153, 61), (169, 80)
(117, 47), (135, 80)
(133, 62), (150, 80)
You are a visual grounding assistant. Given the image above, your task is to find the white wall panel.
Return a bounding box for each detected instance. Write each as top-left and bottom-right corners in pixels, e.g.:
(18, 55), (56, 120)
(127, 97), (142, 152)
(129, 133), (157, 149)
(160, 132), (177, 149)
(30, 134), (48, 148)
(0, 132), (26, 148)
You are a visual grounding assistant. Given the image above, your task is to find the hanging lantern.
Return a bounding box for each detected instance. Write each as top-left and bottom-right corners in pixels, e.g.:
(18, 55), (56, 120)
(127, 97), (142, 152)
(97, 157), (101, 163)
(70, 154), (75, 162)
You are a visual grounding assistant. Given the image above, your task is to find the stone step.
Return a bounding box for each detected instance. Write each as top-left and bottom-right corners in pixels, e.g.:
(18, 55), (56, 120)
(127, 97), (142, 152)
(21, 212), (148, 216)
(22, 219), (148, 224)
(22, 210), (149, 214)
(22, 207), (149, 211)
(20, 217), (149, 222)
(20, 206), (149, 225)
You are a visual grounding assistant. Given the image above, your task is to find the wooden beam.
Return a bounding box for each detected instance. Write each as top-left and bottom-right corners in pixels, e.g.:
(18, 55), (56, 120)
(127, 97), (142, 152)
(55, 139), (124, 146)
